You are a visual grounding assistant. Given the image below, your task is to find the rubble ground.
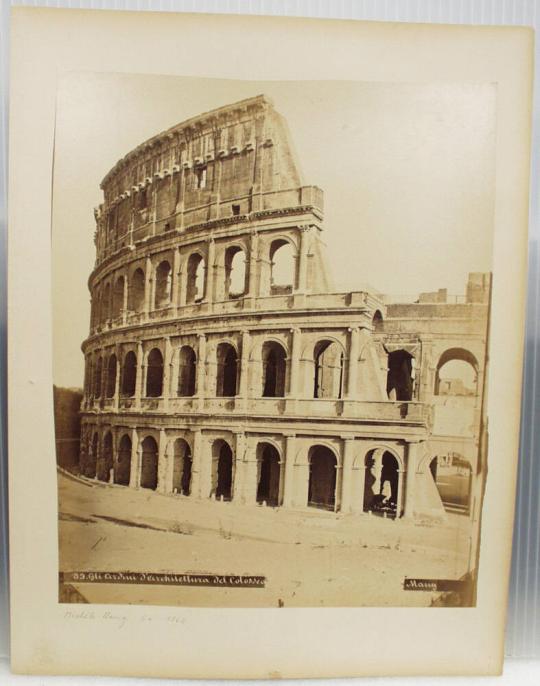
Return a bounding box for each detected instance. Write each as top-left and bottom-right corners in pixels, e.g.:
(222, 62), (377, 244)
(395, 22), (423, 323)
(58, 472), (473, 608)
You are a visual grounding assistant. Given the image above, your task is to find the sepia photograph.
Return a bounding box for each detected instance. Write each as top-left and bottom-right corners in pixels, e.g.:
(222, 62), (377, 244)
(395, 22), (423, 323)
(52, 73), (495, 609)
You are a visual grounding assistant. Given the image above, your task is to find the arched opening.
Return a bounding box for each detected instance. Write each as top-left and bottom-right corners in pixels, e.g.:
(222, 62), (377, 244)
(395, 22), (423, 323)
(256, 443), (281, 506)
(112, 276), (125, 320)
(435, 349), (479, 396)
(261, 341), (287, 397)
(97, 431), (113, 482)
(430, 454), (472, 515)
(216, 343), (237, 397)
(313, 340), (344, 399)
(363, 449), (399, 517)
(186, 253), (205, 304)
(387, 350), (414, 401)
(115, 434), (131, 485)
(270, 239), (295, 294)
(372, 310), (383, 332)
(105, 354), (117, 398)
(94, 357), (103, 399)
(154, 260), (172, 308)
(172, 439), (192, 495)
(85, 358), (93, 397)
(140, 436), (158, 490)
(211, 440), (234, 501)
(87, 432), (98, 478)
(308, 445), (337, 510)
(177, 346), (197, 397)
(101, 283), (111, 324)
(224, 246), (247, 298)
(146, 348), (164, 397)
(121, 351), (137, 397)
(129, 268), (145, 313)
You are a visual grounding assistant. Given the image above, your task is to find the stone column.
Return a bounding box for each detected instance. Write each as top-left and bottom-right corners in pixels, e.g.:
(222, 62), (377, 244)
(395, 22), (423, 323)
(243, 445), (258, 505)
(396, 469), (405, 519)
(196, 334), (207, 411)
(246, 231), (259, 299)
(205, 238), (215, 305)
(288, 328), (301, 398)
(346, 327), (360, 399)
(233, 431), (246, 503)
(165, 438), (175, 494)
(238, 331), (251, 409)
(144, 256), (153, 317)
(340, 437), (355, 514)
(135, 342), (144, 409)
(171, 247), (181, 312)
(113, 346), (121, 411)
(282, 434), (296, 508)
(190, 429), (202, 498)
(403, 441), (421, 519)
(334, 463), (343, 512)
(157, 429), (168, 493)
(178, 255), (188, 307)
(296, 226), (310, 293)
(129, 428), (139, 488)
(162, 337), (172, 411)
(122, 272), (129, 325)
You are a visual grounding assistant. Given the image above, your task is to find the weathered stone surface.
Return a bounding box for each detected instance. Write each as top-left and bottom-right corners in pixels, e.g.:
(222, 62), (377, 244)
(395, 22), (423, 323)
(79, 96), (489, 522)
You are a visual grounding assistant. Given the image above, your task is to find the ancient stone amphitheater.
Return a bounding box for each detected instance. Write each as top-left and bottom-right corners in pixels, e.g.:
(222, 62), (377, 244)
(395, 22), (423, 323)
(79, 94), (489, 521)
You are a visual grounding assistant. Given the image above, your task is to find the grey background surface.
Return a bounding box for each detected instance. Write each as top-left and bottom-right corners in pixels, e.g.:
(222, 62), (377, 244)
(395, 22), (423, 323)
(2, 0), (539, 665)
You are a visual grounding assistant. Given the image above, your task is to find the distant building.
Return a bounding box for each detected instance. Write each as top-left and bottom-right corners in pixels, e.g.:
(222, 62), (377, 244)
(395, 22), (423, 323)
(78, 95), (489, 521)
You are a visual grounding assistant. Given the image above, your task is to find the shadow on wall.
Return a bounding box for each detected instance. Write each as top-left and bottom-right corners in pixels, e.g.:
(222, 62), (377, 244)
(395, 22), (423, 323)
(53, 385), (83, 469)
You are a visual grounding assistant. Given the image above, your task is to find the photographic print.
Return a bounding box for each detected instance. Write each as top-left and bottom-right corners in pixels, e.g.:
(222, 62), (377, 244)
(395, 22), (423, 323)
(53, 74), (495, 609)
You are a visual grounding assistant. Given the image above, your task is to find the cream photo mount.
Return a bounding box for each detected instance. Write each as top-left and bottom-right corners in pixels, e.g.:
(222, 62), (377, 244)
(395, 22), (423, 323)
(8, 7), (533, 678)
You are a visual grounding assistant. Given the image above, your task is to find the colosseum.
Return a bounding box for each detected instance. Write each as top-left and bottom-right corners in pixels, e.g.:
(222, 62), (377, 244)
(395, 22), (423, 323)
(78, 94), (490, 523)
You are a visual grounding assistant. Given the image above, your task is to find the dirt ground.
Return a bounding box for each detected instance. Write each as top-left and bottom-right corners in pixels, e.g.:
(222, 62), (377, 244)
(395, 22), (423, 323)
(58, 471), (474, 608)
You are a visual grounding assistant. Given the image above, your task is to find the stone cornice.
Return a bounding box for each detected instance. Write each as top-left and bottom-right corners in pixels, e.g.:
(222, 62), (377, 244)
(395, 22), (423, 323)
(101, 94), (272, 190)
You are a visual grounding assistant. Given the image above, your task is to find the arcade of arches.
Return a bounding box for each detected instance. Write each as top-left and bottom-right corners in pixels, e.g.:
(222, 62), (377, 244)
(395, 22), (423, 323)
(78, 427), (450, 519)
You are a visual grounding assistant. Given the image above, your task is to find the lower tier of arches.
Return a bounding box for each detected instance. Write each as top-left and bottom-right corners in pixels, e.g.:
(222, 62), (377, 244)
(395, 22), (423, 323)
(78, 422), (476, 520)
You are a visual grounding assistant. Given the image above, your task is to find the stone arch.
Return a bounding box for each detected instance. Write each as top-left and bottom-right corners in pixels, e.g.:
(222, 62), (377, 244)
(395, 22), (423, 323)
(434, 348), (479, 396)
(140, 435), (158, 490)
(112, 275), (125, 320)
(210, 439), (234, 501)
(256, 442), (282, 506)
(172, 438), (192, 495)
(94, 356), (103, 399)
(307, 444), (338, 511)
(269, 238), (296, 293)
(387, 349), (415, 401)
(186, 252), (205, 304)
(312, 339), (345, 399)
(177, 345), (197, 397)
(372, 309), (383, 332)
(129, 267), (145, 312)
(154, 260), (172, 308)
(105, 353), (117, 398)
(121, 350), (137, 397)
(146, 348), (164, 397)
(216, 342), (238, 397)
(224, 245), (247, 298)
(363, 448), (400, 517)
(115, 433), (131, 486)
(101, 282), (111, 324)
(98, 431), (113, 482)
(86, 431), (99, 478)
(261, 340), (287, 397)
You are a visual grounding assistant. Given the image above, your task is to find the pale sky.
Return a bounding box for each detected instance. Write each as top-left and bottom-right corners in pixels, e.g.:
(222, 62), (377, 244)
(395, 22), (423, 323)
(52, 74), (496, 387)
